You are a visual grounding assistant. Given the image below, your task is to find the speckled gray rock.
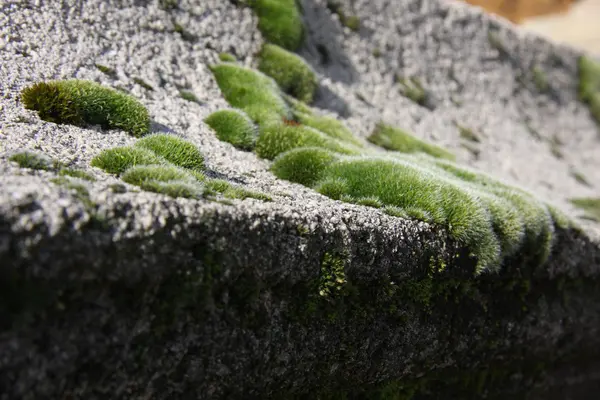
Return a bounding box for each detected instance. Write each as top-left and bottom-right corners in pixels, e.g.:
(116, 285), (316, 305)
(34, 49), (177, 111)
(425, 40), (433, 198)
(1, 0), (600, 399)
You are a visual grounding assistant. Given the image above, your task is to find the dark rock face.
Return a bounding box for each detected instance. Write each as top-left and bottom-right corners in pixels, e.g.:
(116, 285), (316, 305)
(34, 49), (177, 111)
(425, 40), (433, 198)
(1, 180), (599, 399)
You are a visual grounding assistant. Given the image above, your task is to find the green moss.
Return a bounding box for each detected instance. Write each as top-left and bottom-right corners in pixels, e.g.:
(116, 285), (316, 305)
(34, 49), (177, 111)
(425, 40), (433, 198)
(293, 109), (364, 147)
(257, 43), (317, 103)
(135, 133), (205, 171)
(173, 22), (195, 42)
(549, 134), (563, 159)
(271, 148), (560, 272)
(271, 147), (338, 186)
(205, 179), (271, 201)
(95, 63), (116, 77)
(179, 90), (201, 104)
(58, 168), (96, 181)
(9, 151), (54, 170)
(532, 66), (548, 92)
(326, 1), (360, 32)
(319, 252), (346, 298)
(570, 168), (591, 187)
(578, 56), (600, 126)
(121, 164), (197, 186)
(140, 179), (205, 199)
(255, 122), (359, 160)
(21, 79), (150, 136)
(250, 0), (304, 51)
(368, 123), (455, 161)
(159, 0), (178, 10)
(218, 52), (237, 62)
(456, 123), (480, 143)
(396, 76), (427, 106)
(570, 197), (600, 222)
(204, 109), (258, 151)
(91, 146), (166, 175)
(133, 77), (154, 91)
(209, 63), (290, 125)
(354, 196), (383, 208)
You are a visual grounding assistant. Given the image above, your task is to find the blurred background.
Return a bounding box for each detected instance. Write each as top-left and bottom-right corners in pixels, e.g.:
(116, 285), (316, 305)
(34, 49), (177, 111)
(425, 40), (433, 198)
(460, 0), (600, 55)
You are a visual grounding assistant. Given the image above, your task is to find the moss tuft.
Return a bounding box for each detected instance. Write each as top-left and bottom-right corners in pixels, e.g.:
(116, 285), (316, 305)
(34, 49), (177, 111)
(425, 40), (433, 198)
(209, 63), (290, 125)
(218, 52), (237, 62)
(9, 151), (54, 170)
(456, 123), (480, 143)
(95, 63), (116, 77)
(121, 164), (197, 186)
(368, 123), (455, 161)
(292, 107), (364, 147)
(204, 109), (258, 151)
(271, 147), (338, 186)
(578, 56), (600, 127)
(570, 197), (600, 222)
(205, 179), (271, 201)
(250, 0), (304, 51)
(179, 90), (201, 104)
(133, 77), (154, 91)
(397, 76), (428, 107)
(140, 179), (204, 199)
(532, 66), (548, 92)
(255, 122), (359, 160)
(59, 168), (96, 181)
(135, 133), (205, 171)
(91, 146), (166, 175)
(258, 43), (317, 104)
(21, 79), (150, 136)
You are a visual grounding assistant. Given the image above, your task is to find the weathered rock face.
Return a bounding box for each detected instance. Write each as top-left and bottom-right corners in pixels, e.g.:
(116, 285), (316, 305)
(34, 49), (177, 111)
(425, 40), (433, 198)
(1, 0), (600, 399)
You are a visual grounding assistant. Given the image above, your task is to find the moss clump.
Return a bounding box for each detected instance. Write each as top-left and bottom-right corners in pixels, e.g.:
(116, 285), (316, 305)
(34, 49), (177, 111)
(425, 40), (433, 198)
(95, 63), (116, 77)
(294, 110), (363, 147)
(9, 151), (54, 170)
(272, 148), (559, 273)
(21, 79), (150, 136)
(250, 0), (304, 51)
(218, 52), (237, 62)
(59, 168), (96, 181)
(578, 56), (600, 126)
(91, 146), (165, 175)
(133, 77), (154, 91)
(570, 197), (600, 222)
(368, 123), (455, 161)
(140, 179), (205, 199)
(255, 122), (359, 160)
(204, 109), (258, 151)
(258, 43), (317, 104)
(570, 168), (591, 187)
(209, 63), (290, 125)
(205, 179), (272, 201)
(271, 147), (338, 186)
(532, 66), (548, 92)
(121, 164), (197, 186)
(135, 133), (205, 171)
(397, 76), (427, 107)
(179, 90), (201, 104)
(319, 252), (347, 298)
(456, 123), (480, 143)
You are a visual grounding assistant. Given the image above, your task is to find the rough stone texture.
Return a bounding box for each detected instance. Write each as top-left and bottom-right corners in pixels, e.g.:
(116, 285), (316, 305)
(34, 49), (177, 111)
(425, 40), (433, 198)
(1, 0), (600, 398)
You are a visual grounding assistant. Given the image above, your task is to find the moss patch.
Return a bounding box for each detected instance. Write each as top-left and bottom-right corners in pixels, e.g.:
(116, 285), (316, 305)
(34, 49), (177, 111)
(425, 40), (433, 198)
(570, 197), (600, 222)
(258, 43), (317, 104)
(135, 133), (205, 171)
(21, 79), (150, 137)
(204, 109), (258, 151)
(210, 63), (290, 125)
(95, 63), (116, 77)
(9, 151), (55, 170)
(255, 122), (359, 160)
(218, 52), (237, 63)
(578, 56), (600, 127)
(59, 168), (96, 181)
(91, 146), (166, 175)
(368, 123), (455, 161)
(179, 90), (201, 104)
(249, 0), (304, 51)
(396, 76), (428, 107)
